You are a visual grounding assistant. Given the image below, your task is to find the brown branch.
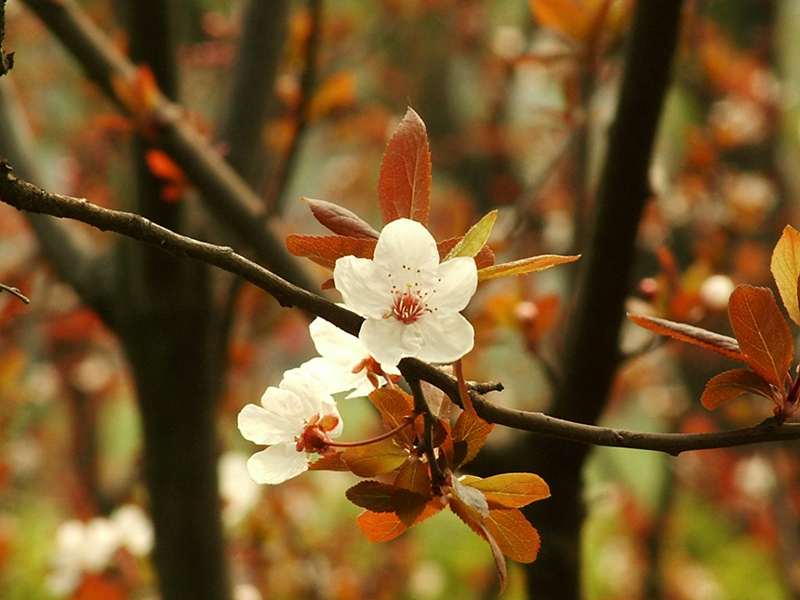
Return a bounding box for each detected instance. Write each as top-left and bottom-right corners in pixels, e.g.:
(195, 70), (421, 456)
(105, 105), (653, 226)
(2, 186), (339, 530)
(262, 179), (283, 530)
(20, 0), (313, 290)
(4, 162), (800, 457)
(1, 0), (13, 76)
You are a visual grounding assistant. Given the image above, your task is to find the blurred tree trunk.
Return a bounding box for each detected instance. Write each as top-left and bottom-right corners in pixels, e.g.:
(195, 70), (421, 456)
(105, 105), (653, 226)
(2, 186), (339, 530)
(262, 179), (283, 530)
(514, 2), (686, 598)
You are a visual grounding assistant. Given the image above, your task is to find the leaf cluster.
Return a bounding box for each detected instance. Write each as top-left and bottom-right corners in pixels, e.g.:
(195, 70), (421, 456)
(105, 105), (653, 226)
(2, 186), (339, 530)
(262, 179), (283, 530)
(631, 226), (800, 422)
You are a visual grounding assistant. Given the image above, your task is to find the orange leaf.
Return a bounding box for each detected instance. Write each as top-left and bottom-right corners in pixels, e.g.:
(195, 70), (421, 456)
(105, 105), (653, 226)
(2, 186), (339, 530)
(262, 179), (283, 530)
(627, 313), (745, 362)
(368, 388), (416, 448)
(485, 509), (542, 564)
(451, 408), (494, 470)
(378, 107), (431, 226)
(346, 481), (395, 512)
(459, 473), (550, 509)
(728, 285), (794, 389)
(393, 456), (432, 497)
(770, 225), (800, 326)
(303, 197), (379, 240)
(110, 64), (160, 120)
(341, 439), (409, 477)
(357, 499), (444, 543)
(701, 369), (776, 410)
(309, 71), (357, 119)
(285, 234), (376, 270)
(477, 254), (580, 282)
(530, 0), (591, 44)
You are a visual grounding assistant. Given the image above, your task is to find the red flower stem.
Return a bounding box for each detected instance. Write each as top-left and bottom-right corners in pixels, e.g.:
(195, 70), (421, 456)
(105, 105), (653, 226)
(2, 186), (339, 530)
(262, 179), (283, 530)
(325, 416), (415, 448)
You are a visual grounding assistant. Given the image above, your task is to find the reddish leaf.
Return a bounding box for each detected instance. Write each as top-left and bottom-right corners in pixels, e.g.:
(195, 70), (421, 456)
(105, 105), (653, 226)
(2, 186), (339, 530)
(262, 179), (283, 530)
(346, 480), (395, 512)
(438, 237), (496, 269)
(485, 509), (542, 564)
(303, 197), (379, 240)
(341, 439), (409, 477)
(378, 108), (431, 225)
(529, 0), (591, 43)
(459, 473), (550, 509)
(701, 368), (777, 410)
(368, 388), (416, 448)
(392, 489), (430, 527)
(728, 285), (794, 389)
(285, 234), (376, 270)
(451, 409), (494, 470)
(308, 451), (349, 471)
(770, 225), (800, 325)
(393, 456), (432, 497)
(357, 499), (444, 543)
(627, 313), (746, 362)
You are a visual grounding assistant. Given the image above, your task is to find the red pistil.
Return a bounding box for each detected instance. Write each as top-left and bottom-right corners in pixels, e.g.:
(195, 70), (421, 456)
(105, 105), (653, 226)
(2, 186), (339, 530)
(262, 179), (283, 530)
(296, 413), (340, 455)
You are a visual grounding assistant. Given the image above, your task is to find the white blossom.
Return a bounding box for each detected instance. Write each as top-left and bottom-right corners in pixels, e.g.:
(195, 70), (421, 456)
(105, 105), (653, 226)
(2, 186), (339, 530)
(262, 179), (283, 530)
(333, 218), (478, 368)
(238, 369), (343, 485)
(300, 316), (400, 398)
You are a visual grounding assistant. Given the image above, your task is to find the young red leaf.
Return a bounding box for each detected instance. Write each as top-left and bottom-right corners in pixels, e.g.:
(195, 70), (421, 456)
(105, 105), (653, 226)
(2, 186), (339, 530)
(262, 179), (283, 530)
(459, 473), (550, 509)
(341, 439), (409, 477)
(728, 284), (794, 389)
(701, 368), (777, 410)
(449, 496), (508, 592)
(477, 254), (580, 282)
(346, 481), (396, 512)
(451, 408), (494, 469)
(303, 197), (380, 240)
(485, 509), (542, 564)
(627, 313), (746, 362)
(357, 499), (444, 543)
(377, 107), (431, 225)
(285, 234), (376, 270)
(438, 237), (495, 269)
(770, 225), (800, 326)
(368, 387), (416, 448)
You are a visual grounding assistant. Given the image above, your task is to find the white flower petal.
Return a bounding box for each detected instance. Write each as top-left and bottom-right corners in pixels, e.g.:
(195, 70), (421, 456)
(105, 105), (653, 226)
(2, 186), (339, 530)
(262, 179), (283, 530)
(373, 219), (440, 273)
(360, 318), (423, 368)
(308, 317), (365, 364)
(300, 356), (367, 396)
(246, 443), (309, 485)
(238, 403), (297, 446)
(430, 256), (478, 311)
(334, 256), (391, 319)
(413, 312), (474, 363)
(279, 369), (335, 414)
(111, 505), (154, 557)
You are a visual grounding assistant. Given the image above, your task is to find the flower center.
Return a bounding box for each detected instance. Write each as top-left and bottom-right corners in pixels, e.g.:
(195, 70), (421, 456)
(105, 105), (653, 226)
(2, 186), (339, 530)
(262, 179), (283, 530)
(392, 288), (426, 324)
(296, 413), (340, 455)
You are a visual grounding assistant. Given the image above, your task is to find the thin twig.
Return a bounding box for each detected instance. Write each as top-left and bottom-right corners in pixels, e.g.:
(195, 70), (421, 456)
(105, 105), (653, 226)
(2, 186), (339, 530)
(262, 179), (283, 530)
(5, 163), (800, 456)
(0, 282), (30, 304)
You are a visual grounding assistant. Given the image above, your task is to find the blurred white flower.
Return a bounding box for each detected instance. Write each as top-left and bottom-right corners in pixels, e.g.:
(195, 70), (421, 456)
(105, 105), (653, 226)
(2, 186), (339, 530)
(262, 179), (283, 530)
(300, 317), (399, 398)
(238, 369), (343, 485)
(699, 274), (735, 311)
(333, 218), (477, 368)
(219, 451), (261, 525)
(111, 504), (154, 557)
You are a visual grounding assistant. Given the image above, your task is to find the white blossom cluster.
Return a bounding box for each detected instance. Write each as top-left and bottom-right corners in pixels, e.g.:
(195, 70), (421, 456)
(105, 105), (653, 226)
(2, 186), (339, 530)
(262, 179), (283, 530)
(238, 219), (478, 485)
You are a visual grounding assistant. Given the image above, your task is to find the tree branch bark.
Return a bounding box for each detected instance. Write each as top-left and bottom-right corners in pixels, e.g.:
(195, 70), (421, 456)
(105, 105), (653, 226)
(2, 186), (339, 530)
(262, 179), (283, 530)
(5, 164), (798, 458)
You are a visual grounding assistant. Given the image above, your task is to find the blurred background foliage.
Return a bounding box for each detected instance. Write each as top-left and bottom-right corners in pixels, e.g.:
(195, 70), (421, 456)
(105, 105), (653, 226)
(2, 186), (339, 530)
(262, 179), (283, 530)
(2, 0), (800, 598)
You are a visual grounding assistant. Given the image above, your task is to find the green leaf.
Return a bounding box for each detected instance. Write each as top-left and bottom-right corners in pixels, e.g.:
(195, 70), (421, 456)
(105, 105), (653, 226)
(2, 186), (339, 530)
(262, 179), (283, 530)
(477, 254), (580, 281)
(444, 210), (498, 260)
